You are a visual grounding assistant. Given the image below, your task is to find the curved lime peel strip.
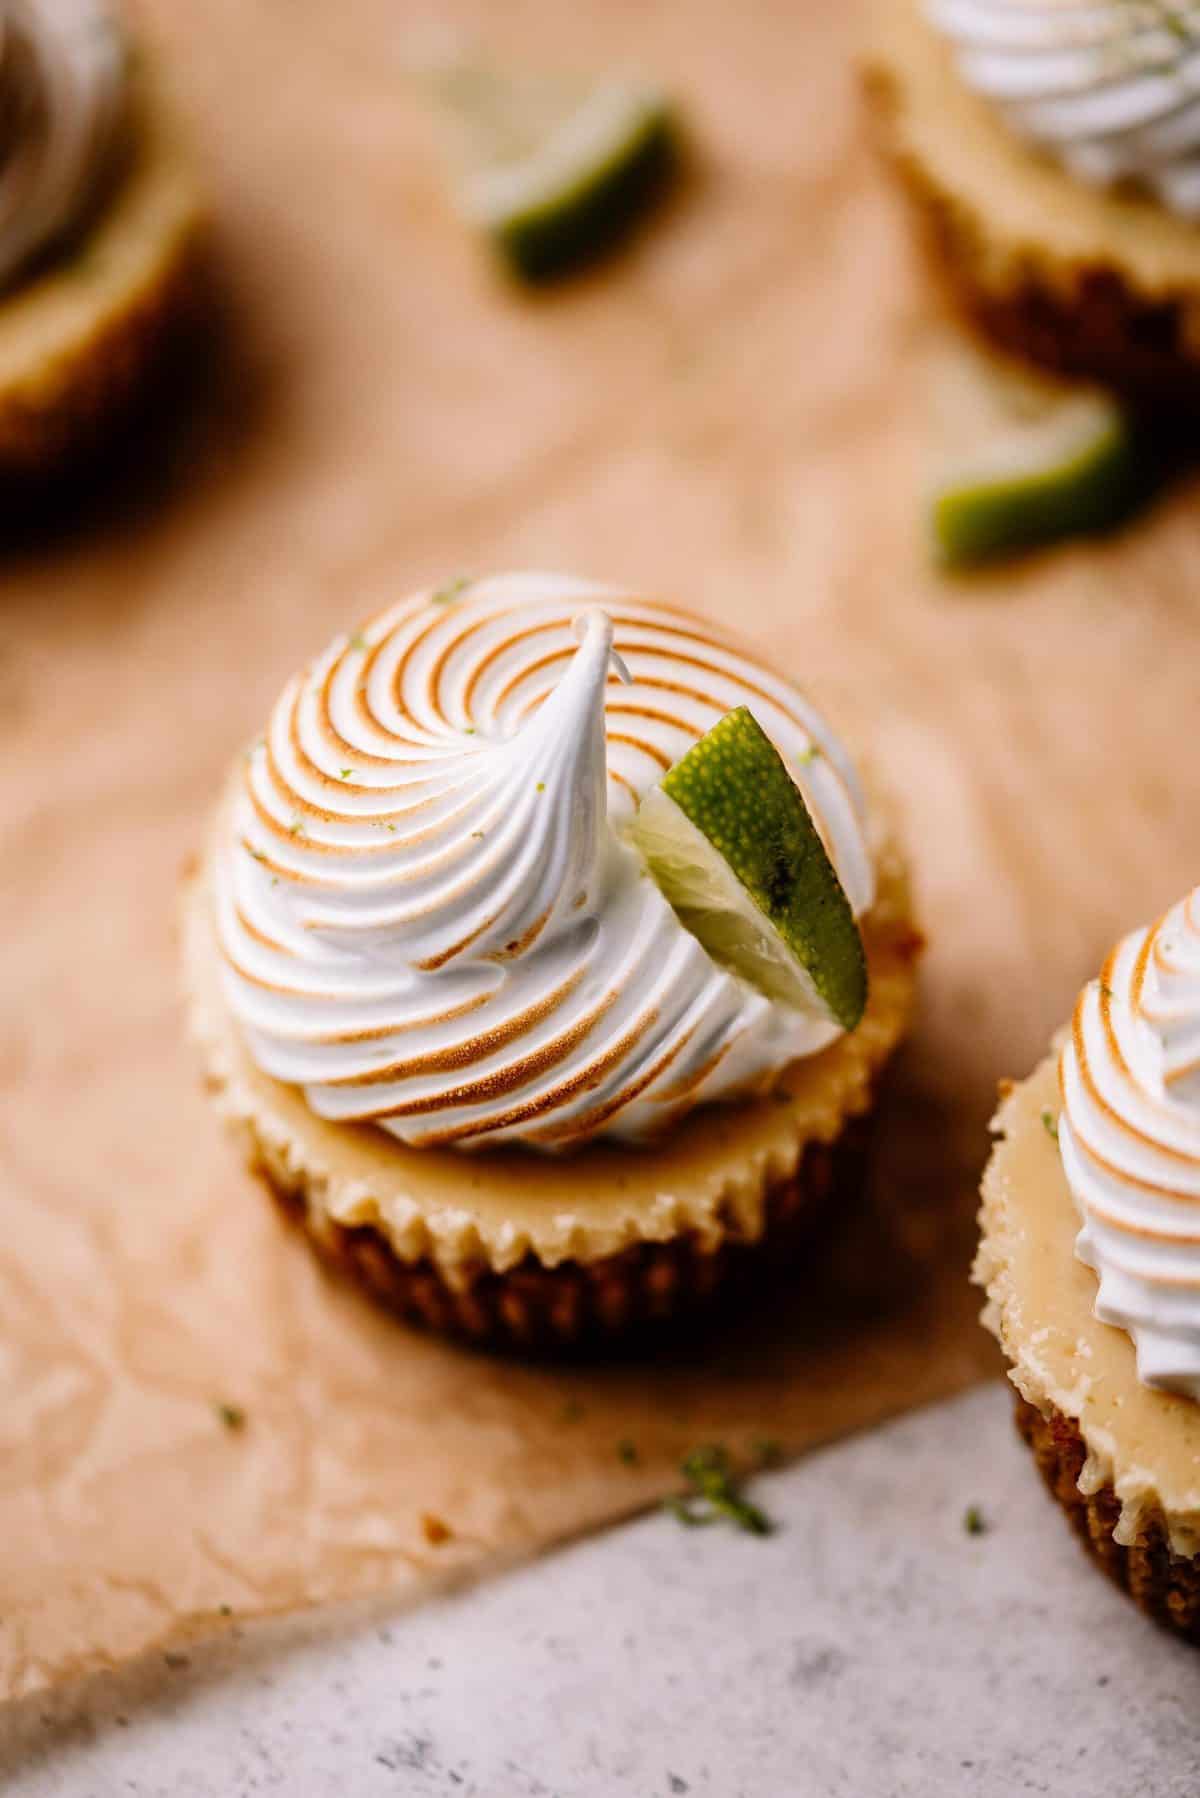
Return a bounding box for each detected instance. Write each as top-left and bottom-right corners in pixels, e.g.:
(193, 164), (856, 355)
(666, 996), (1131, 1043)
(426, 60), (677, 282)
(630, 707), (867, 1031)
(926, 338), (1142, 567)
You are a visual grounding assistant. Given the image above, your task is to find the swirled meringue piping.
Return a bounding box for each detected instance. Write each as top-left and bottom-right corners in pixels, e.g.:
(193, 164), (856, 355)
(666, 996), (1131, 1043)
(0, 0), (128, 292)
(212, 573), (876, 1152)
(1059, 886), (1200, 1398)
(927, 0), (1200, 216)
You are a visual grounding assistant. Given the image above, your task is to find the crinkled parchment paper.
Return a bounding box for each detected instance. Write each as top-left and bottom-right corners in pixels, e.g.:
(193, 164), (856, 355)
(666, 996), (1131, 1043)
(6, 0), (1194, 1699)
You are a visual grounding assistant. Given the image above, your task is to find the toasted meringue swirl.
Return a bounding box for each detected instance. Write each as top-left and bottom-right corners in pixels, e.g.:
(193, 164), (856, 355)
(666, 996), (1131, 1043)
(928, 0), (1200, 216)
(212, 574), (875, 1152)
(1060, 888), (1200, 1397)
(0, 0), (128, 292)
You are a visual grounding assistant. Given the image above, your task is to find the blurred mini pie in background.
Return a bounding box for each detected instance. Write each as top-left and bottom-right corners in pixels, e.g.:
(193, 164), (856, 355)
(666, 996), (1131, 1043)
(182, 573), (921, 1352)
(979, 888), (1200, 1642)
(0, 0), (207, 481)
(864, 0), (1200, 405)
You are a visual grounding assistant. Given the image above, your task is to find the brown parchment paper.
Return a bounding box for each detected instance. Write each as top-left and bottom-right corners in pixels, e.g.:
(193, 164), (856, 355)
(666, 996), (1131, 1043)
(5, 0), (1199, 1700)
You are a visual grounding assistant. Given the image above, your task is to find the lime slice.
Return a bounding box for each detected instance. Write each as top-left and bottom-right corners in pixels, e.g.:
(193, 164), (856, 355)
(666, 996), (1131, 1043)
(431, 63), (676, 281)
(629, 707), (867, 1030)
(927, 339), (1139, 566)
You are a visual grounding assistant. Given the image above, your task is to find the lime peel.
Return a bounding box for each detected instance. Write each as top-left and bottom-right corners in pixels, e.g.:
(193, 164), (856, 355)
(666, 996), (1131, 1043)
(433, 64), (676, 282)
(927, 339), (1141, 566)
(630, 707), (867, 1030)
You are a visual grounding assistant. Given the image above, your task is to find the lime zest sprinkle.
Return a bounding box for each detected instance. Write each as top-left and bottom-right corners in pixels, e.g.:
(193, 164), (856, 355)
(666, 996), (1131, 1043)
(664, 1444), (772, 1536)
(348, 633), (369, 652)
(1041, 1109), (1059, 1142)
(964, 1505), (987, 1536)
(215, 1402), (246, 1432)
(432, 575), (472, 606)
(340, 768), (353, 780)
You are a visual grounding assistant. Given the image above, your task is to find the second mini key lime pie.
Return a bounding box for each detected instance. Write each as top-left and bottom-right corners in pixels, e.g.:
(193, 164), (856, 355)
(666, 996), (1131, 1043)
(184, 575), (920, 1350)
(867, 0), (1200, 401)
(980, 887), (1200, 1640)
(0, 0), (206, 478)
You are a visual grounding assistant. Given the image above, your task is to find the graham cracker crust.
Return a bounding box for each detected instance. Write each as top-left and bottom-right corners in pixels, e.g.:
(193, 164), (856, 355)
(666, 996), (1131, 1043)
(1015, 1392), (1200, 1643)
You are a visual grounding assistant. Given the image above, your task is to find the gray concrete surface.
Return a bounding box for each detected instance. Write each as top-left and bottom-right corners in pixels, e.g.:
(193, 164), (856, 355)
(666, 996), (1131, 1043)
(4, 1382), (1200, 1798)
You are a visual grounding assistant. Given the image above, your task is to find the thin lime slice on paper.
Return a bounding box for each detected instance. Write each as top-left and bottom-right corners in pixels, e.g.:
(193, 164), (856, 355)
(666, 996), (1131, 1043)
(928, 339), (1139, 566)
(630, 707), (867, 1030)
(432, 63), (676, 281)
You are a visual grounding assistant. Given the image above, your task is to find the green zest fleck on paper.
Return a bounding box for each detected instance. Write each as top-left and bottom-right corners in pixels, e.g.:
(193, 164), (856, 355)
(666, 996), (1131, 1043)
(665, 1444), (773, 1536)
(964, 1505), (987, 1536)
(1041, 1109), (1059, 1142)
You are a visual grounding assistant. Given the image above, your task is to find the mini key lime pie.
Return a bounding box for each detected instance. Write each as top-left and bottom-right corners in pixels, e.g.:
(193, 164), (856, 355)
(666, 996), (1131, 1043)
(183, 574), (920, 1350)
(980, 887), (1200, 1639)
(866, 0), (1200, 401)
(0, 0), (206, 479)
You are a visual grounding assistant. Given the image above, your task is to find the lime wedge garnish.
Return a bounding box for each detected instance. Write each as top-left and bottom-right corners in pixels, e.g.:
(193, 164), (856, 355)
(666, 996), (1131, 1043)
(629, 707), (867, 1030)
(927, 339), (1139, 566)
(431, 63), (676, 281)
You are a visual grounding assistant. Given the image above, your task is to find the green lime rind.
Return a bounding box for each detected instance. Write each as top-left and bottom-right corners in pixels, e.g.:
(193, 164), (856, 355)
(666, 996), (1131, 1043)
(931, 413), (1139, 566)
(632, 707), (867, 1030)
(458, 85), (677, 283)
(926, 342), (1145, 567)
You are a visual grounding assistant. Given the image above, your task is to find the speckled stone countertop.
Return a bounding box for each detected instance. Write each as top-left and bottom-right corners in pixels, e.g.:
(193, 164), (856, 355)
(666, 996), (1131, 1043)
(5, 1383), (1200, 1798)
